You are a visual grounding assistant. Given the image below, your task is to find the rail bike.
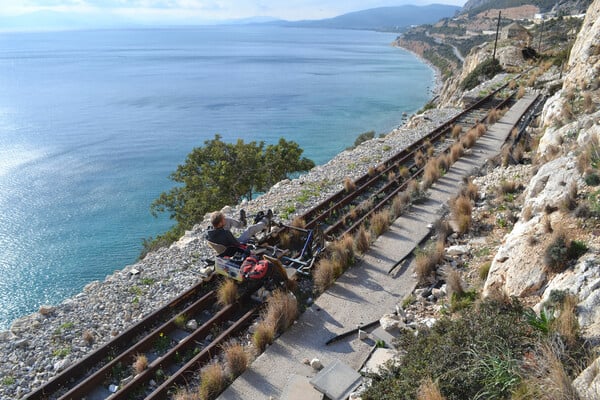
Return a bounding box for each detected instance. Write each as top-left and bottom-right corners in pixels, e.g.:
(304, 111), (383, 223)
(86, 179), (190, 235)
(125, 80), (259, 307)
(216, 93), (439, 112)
(203, 216), (326, 295)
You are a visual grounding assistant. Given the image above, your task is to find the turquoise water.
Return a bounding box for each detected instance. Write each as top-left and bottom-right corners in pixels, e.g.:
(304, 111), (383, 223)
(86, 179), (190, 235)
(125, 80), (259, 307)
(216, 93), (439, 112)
(0, 25), (434, 329)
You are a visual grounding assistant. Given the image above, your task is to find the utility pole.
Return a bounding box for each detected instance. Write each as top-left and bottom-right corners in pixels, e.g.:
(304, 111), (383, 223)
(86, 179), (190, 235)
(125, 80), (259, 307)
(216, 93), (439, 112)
(492, 11), (501, 61)
(538, 19), (545, 53)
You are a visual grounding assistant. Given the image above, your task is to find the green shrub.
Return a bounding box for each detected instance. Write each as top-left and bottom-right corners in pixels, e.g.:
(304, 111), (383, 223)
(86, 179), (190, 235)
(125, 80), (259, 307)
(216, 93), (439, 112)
(449, 289), (478, 312)
(349, 130), (375, 149)
(585, 172), (600, 186)
(460, 59), (503, 91)
(362, 298), (534, 400)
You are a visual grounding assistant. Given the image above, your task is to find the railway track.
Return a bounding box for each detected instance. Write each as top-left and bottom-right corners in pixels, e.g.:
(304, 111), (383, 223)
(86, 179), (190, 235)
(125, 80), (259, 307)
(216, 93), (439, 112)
(25, 281), (259, 400)
(26, 80), (540, 400)
(299, 83), (516, 239)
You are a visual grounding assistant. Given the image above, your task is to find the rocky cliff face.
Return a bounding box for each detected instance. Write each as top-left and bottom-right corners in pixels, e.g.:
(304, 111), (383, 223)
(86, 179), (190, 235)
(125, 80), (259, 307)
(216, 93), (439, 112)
(482, 0), (600, 394)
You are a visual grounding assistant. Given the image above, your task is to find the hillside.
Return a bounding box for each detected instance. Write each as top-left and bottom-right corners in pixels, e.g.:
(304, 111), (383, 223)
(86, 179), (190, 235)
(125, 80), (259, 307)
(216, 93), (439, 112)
(278, 4), (461, 32)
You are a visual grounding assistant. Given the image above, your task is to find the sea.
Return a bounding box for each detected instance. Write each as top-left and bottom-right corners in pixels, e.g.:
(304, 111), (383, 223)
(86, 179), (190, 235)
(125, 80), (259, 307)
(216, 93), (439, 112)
(0, 25), (434, 329)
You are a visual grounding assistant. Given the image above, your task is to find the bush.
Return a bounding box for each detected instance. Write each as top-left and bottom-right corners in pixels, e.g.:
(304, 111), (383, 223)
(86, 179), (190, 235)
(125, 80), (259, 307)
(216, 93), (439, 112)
(363, 298), (535, 400)
(544, 232), (587, 273)
(350, 130), (375, 149)
(460, 58), (503, 91)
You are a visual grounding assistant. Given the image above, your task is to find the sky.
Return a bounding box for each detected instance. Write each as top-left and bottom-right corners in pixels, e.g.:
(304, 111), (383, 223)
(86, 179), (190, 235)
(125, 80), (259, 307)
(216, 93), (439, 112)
(0, 0), (466, 23)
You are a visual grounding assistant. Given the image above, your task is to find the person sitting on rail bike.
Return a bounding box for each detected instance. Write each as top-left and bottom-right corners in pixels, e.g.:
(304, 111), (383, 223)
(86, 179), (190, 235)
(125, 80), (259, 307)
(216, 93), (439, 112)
(206, 209), (272, 257)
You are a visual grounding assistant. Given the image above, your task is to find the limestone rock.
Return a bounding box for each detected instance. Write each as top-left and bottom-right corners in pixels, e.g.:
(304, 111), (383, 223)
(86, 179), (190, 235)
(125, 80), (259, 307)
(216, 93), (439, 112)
(522, 156), (581, 215)
(310, 358), (323, 370)
(535, 254), (600, 339)
(573, 356), (600, 399)
(380, 314), (400, 331)
(185, 319), (198, 331)
(483, 215), (547, 297)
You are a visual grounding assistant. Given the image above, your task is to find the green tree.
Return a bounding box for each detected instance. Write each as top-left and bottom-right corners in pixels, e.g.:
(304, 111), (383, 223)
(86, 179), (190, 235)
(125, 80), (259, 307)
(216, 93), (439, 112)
(150, 134), (314, 231)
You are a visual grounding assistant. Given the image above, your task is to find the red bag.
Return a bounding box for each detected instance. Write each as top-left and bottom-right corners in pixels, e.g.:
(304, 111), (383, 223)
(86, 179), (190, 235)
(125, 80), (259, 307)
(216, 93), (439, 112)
(241, 256), (270, 280)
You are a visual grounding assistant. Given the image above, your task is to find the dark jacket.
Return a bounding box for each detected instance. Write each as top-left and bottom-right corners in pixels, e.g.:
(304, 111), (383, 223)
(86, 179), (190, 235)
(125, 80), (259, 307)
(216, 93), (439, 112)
(206, 227), (240, 248)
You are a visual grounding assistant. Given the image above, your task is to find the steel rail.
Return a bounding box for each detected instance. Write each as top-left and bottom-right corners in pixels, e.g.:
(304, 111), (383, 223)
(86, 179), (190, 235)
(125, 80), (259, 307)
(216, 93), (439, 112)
(26, 281), (211, 400)
(57, 290), (217, 400)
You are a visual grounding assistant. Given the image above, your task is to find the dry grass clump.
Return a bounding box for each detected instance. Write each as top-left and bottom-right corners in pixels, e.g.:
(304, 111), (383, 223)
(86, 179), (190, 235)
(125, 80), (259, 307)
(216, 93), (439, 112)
(291, 217), (306, 229)
(199, 362), (227, 400)
(417, 377), (446, 400)
(451, 124), (462, 139)
(478, 261), (491, 281)
(487, 108), (500, 124)
(217, 279), (238, 307)
(577, 135), (599, 174)
(461, 179), (479, 201)
(368, 166), (377, 177)
(82, 330), (95, 345)
(583, 92), (595, 113)
(517, 86), (526, 99)
(444, 267), (465, 298)
(497, 180), (519, 195)
(415, 149), (427, 168)
(520, 341), (580, 400)
(329, 235), (355, 274)
(550, 294), (580, 347)
(387, 171), (397, 182)
(542, 213), (553, 233)
(392, 191), (411, 217)
(512, 142), (525, 164)
(475, 123), (486, 137)
(449, 142), (464, 163)
(313, 258), (336, 294)
(399, 165), (411, 179)
(263, 290), (299, 334)
(422, 158), (442, 189)
(407, 179), (422, 200)
(173, 390), (200, 400)
(560, 182), (578, 211)
(252, 321), (275, 353)
(355, 225), (371, 254)
(522, 205), (533, 221)
(415, 239), (445, 285)
(500, 144), (512, 167)
(343, 177), (356, 193)
(370, 209), (391, 237)
(461, 129), (478, 149)
(223, 341), (249, 378)
(450, 195), (473, 235)
(133, 353), (148, 375)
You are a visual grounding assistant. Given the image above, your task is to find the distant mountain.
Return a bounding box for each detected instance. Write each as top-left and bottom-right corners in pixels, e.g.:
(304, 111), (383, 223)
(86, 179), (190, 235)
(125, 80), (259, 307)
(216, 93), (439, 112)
(278, 4), (462, 31)
(0, 4), (460, 32)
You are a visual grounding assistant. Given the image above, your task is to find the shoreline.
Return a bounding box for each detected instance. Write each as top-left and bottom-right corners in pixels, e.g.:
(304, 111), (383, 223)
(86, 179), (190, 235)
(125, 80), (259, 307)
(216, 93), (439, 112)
(392, 38), (444, 98)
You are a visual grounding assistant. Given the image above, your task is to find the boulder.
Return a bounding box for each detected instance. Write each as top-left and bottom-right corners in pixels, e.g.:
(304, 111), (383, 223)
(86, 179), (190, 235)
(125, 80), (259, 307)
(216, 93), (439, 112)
(483, 215), (547, 297)
(535, 254), (600, 340)
(380, 314), (401, 331)
(573, 356), (600, 399)
(522, 156), (581, 215)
